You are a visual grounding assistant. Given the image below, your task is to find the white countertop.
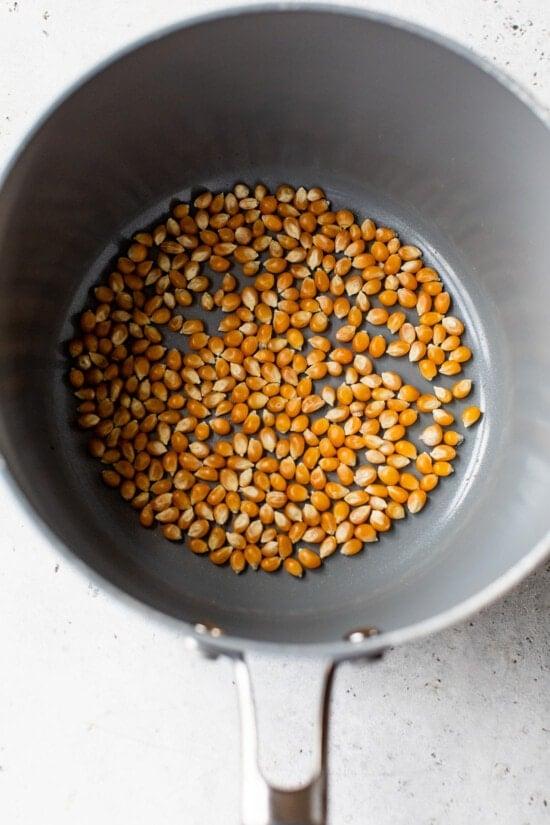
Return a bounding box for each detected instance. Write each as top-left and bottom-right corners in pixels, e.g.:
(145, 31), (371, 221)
(1, 1), (549, 823)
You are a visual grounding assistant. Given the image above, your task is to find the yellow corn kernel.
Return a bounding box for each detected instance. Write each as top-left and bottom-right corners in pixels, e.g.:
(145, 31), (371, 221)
(462, 406), (482, 427)
(418, 358), (437, 381)
(395, 440), (417, 459)
(444, 430), (463, 447)
(398, 384), (420, 403)
(439, 360), (462, 376)
(415, 452), (433, 474)
(452, 379), (472, 399)
(433, 460), (454, 477)
(449, 345), (472, 363)
(399, 472), (419, 491)
(420, 473), (439, 492)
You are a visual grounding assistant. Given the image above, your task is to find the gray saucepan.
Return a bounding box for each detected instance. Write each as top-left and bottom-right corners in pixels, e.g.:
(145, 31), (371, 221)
(0, 5), (549, 824)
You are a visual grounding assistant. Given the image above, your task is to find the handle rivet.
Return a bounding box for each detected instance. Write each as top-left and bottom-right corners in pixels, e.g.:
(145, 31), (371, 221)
(345, 627), (379, 643)
(195, 621), (224, 638)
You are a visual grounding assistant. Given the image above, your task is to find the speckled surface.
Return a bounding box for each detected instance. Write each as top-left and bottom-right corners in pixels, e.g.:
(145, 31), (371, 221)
(0, 1), (549, 823)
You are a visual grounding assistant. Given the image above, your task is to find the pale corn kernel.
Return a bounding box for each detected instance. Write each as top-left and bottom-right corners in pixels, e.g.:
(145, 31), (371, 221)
(416, 393), (440, 413)
(432, 407), (455, 426)
(439, 360), (462, 376)
(431, 445), (456, 461)
(386, 501), (405, 520)
(370, 510), (391, 532)
(407, 489), (427, 514)
(387, 339), (410, 357)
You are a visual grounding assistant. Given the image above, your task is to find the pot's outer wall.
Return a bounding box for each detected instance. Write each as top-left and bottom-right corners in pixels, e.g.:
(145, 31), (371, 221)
(0, 8), (549, 647)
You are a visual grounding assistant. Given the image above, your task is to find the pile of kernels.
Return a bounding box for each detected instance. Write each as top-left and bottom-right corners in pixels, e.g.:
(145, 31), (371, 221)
(68, 183), (482, 577)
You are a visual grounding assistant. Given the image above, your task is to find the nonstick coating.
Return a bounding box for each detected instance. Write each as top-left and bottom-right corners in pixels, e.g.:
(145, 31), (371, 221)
(0, 7), (549, 650)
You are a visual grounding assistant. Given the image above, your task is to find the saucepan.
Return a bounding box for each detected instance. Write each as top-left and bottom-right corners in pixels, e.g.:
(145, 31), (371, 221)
(0, 5), (549, 824)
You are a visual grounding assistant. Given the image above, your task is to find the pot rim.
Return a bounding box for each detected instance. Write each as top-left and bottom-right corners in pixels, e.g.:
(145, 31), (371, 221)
(1, 1), (549, 661)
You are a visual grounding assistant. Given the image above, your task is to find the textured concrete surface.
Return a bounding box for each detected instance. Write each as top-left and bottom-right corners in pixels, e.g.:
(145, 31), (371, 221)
(0, 1), (549, 823)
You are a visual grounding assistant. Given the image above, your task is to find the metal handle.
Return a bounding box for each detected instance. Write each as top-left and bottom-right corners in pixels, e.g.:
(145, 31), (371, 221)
(235, 655), (336, 825)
